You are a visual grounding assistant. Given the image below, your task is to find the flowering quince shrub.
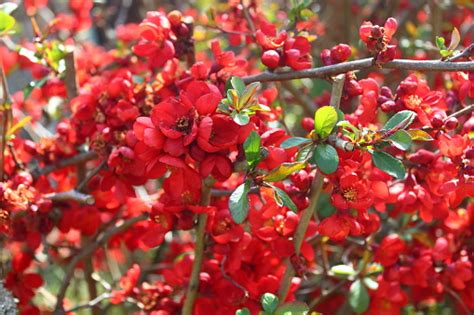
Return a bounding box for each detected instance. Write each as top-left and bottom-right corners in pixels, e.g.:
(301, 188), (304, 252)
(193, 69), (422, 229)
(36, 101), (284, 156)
(0, 0), (473, 314)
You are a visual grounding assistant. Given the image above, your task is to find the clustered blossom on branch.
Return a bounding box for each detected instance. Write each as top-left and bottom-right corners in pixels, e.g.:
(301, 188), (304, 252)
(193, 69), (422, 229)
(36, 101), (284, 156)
(0, 1), (473, 315)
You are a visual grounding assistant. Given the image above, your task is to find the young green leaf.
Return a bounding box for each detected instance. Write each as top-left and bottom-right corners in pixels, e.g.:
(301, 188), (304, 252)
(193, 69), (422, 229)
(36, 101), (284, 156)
(274, 301), (309, 315)
(314, 106), (338, 138)
(269, 185), (297, 212)
(0, 12), (15, 34)
(261, 293), (279, 314)
(280, 137), (312, 149)
(349, 280), (370, 314)
(239, 82), (260, 108)
(388, 130), (412, 151)
(243, 131), (261, 169)
(363, 277), (379, 290)
(230, 76), (246, 95)
(232, 111), (250, 126)
(406, 129), (433, 141)
(381, 110), (416, 131)
(435, 36), (446, 50)
(330, 264), (356, 277)
(235, 308), (251, 315)
(229, 180), (251, 224)
(264, 162), (306, 182)
(313, 144), (339, 174)
(371, 151), (406, 180)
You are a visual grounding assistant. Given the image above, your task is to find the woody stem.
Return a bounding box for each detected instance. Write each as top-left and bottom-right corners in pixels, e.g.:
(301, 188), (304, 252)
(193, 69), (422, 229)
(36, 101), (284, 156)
(181, 179), (213, 315)
(278, 74), (345, 303)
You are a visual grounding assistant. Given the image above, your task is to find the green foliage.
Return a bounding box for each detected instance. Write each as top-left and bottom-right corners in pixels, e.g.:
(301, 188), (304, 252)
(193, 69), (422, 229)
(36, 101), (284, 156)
(269, 185), (298, 212)
(244, 131), (261, 169)
(371, 151), (406, 180)
(314, 106), (338, 138)
(349, 280), (370, 314)
(229, 180), (251, 224)
(313, 144), (339, 174)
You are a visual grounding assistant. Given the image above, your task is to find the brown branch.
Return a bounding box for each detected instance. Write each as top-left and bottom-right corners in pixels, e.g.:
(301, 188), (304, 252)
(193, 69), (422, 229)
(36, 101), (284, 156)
(0, 60), (12, 181)
(33, 151), (98, 178)
(53, 212), (149, 315)
(181, 179), (213, 315)
(242, 59), (474, 84)
(446, 43), (474, 62)
(445, 104), (474, 121)
(64, 293), (112, 313)
(44, 190), (95, 205)
(64, 51), (78, 101)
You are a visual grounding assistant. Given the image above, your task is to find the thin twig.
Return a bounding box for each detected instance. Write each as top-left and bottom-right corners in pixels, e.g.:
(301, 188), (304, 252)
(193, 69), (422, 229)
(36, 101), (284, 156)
(446, 43), (474, 62)
(33, 151), (98, 178)
(0, 60), (12, 181)
(242, 59), (474, 84)
(64, 293), (112, 313)
(53, 213), (149, 315)
(181, 179), (213, 315)
(44, 190), (95, 205)
(280, 81), (314, 116)
(77, 160), (106, 192)
(445, 104), (474, 121)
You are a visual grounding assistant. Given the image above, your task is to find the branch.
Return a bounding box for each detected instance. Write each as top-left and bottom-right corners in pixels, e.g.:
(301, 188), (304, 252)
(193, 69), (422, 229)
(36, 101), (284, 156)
(64, 292), (112, 313)
(446, 43), (474, 62)
(53, 213), (149, 315)
(33, 151), (98, 178)
(242, 58), (474, 84)
(44, 190), (95, 205)
(445, 104), (474, 121)
(181, 179), (213, 315)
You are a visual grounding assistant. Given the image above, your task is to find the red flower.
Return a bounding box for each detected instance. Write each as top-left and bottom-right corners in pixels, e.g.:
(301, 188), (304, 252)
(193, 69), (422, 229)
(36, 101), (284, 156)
(197, 114), (240, 153)
(283, 37), (312, 70)
(331, 172), (374, 211)
(111, 264), (141, 304)
(374, 235), (406, 267)
(255, 21), (287, 50)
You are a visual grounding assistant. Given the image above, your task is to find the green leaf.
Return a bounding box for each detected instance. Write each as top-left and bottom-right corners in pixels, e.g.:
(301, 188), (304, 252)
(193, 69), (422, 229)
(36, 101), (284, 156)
(230, 76), (246, 95)
(0, 2), (18, 14)
(239, 82), (260, 108)
(243, 131), (261, 169)
(264, 162), (306, 182)
(406, 129), (433, 141)
(280, 137), (312, 149)
(274, 301), (309, 315)
(440, 49), (453, 58)
(313, 144), (339, 174)
(232, 111), (250, 126)
(295, 144), (313, 162)
(330, 264), (356, 276)
(382, 110), (416, 131)
(23, 76), (49, 100)
(349, 280), (370, 314)
(314, 106), (338, 138)
(388, 130), (412, 151)
(371, 151), (406, 180)
(235, 308), (251, 315)
(261, 293), (279, 314)
(270, 185), (297, 212)
(363, 277), (379, 290)
(435, 36), (446, 50)
(229, 180), (251, 224)
(0, 12), (15, 34)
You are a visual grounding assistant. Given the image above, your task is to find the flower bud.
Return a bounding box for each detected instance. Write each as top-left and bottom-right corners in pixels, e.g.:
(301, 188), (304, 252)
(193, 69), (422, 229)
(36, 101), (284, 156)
(301, 117), (315, 132)
(444, 117), (458, 130)
(431, 113), (445, 129)
(167, 10), (183, 27)
(380, 100), (396, 112)
(261, 50), (280, 68)
(330, 44), (351, 63)
(345, 79), (363, 97)
(380, 86), (394, 99)
(320, 49), (333, 65)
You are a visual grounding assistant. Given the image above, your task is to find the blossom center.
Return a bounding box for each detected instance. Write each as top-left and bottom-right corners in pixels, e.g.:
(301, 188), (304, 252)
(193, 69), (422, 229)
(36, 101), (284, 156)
(175, 116), (190, 132)
(343, 188), (357, 202)
(406, 95), (422, 108)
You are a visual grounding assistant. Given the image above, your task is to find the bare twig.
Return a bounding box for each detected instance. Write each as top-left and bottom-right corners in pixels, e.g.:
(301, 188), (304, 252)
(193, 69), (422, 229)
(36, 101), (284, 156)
(181, 179), (213, 315)
(446, 43), (474, 62)
(445, 104), (474, 121)
(33, 151), (98, 178)
(64, 51), (78, 101)
(65, 293), (112, 313)
(280, 81), (315, 116)
(329, 74), (345, 109)
(242, 59), (474, 84)
(53, 213), (149, 315)
(77, 160), (107, 192)
(44, 190), (95, 205)
(0, 61), (12, 181)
